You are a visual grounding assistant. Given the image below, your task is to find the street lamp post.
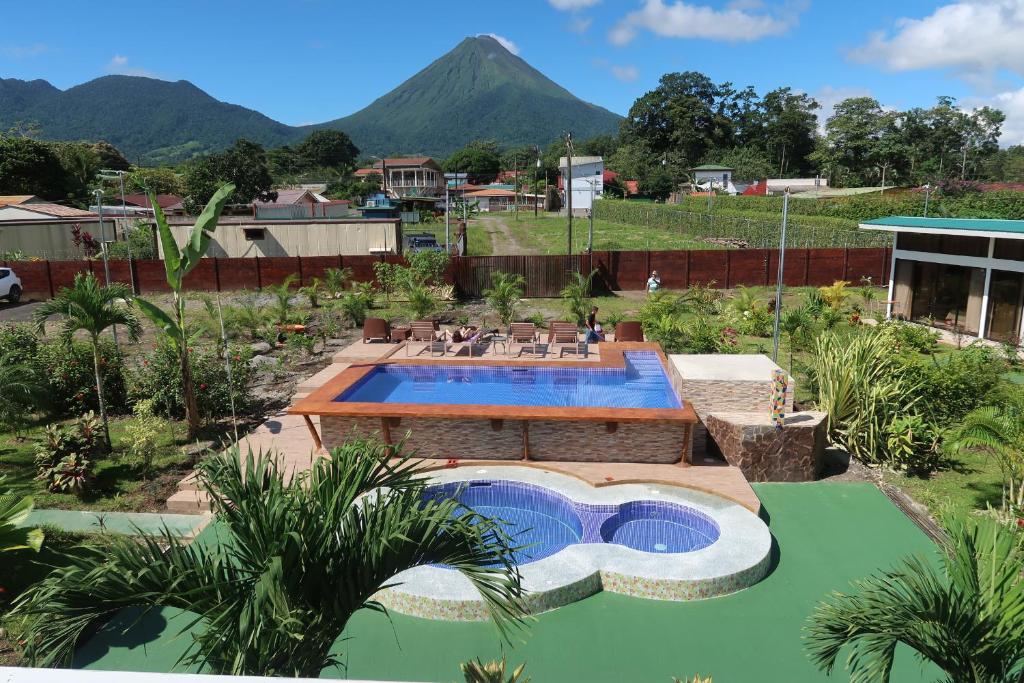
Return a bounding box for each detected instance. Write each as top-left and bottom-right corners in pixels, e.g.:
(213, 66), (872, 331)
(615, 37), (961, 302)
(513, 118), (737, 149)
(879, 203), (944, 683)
(923, 184), (931, 217)
(534, 148), (540, 218)
(771, 189), (791, 364)
(99, 169), (136, 294)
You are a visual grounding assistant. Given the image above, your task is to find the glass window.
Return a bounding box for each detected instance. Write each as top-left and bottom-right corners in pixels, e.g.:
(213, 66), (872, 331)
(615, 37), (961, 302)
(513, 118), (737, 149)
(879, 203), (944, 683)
(986, 270), (1024, 342)
(897, 232), (988, 256)
(994, 238), (1024, 262)
(909, 262), (984, 335)
(0, 269), (9, 279)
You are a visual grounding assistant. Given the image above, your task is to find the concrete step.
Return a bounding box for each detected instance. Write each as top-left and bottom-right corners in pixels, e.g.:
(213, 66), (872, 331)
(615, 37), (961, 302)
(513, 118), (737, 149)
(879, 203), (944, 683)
(166, 489), (213, 514)
(177, 472), (200, 491)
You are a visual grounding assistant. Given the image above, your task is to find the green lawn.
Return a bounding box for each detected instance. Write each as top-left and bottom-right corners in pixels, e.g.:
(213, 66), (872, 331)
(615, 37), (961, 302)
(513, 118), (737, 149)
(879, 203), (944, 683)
(0, 417), (194, 512)
(74, 482), (941, 682)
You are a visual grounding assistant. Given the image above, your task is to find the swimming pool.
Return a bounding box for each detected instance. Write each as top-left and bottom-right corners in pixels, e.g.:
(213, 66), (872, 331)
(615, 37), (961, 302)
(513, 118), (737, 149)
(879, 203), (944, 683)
(336, 352), (680, 409)
(423, 479), (720, 566)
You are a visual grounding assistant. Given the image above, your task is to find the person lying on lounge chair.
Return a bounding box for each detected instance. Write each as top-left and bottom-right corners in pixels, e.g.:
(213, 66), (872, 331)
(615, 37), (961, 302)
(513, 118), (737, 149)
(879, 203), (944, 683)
(450, 325), (478, 343)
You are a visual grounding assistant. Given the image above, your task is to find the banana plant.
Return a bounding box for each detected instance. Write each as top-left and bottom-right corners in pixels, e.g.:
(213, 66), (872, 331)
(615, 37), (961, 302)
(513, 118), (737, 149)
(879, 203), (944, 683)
(135, 183), (235, 439)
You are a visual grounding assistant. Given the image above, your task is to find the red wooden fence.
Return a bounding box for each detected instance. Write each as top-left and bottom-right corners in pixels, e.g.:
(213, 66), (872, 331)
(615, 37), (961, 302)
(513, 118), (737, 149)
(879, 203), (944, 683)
(4, 247), (892, 300)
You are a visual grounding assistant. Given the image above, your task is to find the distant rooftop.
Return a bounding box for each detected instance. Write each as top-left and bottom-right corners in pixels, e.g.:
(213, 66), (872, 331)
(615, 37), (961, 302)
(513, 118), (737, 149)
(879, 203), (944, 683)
(860, 215), (1024, 239)
(558, 156), (603, 168)
(691, 164), (734, 171)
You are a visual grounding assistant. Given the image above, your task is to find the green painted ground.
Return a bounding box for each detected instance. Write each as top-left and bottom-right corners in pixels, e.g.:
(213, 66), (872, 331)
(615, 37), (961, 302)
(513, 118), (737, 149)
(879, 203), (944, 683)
(23, 509), (209, 537)
(75, 482), (941, 682)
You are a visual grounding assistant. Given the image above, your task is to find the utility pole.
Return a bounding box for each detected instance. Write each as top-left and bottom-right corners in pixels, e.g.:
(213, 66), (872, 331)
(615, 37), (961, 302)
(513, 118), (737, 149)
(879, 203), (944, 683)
(444, 180), (450, 253)
(534, 147), (540, 218)
(961, 143), (968, 180)
(100, 169), (136, 294)
(513, 150), (519, 221)
(923, 184), (931, 217)
(587, 179), (595, 253)
(771, 189), (791, 364)
(93, 189), (119, 350)
(565, 132), (574, 255)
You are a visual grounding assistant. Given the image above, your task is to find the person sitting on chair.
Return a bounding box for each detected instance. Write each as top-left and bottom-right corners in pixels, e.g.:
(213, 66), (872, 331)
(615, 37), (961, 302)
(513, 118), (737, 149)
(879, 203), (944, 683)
(584, 306), (604, 344)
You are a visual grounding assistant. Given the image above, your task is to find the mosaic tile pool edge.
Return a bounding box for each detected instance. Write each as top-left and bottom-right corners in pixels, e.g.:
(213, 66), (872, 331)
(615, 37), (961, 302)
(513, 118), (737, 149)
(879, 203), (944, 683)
(374, 553), (772, 622)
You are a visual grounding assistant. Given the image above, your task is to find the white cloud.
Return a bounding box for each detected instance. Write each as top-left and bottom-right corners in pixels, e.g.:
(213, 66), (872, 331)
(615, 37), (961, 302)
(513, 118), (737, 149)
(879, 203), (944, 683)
(851, 0), (1024, 80)
(966, 87), (1024, 146)
(549, 0), (600, 9)
(611, 65), (640, 82)
(609, 0), (800, 45)
(567, 16), (594, 33)
(478, 33), (520, 55)
(105, 54), (155, 77)
(811, 85), (874, 132)
(1, 43), (49, 59)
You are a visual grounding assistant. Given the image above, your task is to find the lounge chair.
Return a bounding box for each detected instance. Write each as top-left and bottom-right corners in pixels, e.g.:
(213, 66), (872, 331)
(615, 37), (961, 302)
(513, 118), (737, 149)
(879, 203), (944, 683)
(549, 321), (584, 358)
(614, 320), (644, 342)
(407, 320), (449, 356)
(510, 322), (540, 357)
(362, 318), (391, 343)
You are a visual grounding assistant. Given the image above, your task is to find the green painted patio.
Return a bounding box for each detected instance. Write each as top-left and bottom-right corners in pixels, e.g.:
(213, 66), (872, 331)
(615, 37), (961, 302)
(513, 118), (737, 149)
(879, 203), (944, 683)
(74, 482), (941, 682)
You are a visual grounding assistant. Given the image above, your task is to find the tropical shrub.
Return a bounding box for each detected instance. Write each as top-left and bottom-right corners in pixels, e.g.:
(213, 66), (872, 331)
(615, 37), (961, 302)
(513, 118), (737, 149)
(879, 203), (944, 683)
(818, 281), (850, 310)
(267, 274), (299, 325)
(323, 267), (353, 299)
(639, 291), (688, 328)
(35, 339), (128, 418)
(226, 290), (269, 340)
(806, 514), (1024, 683)
(128, 341), (253, 422)
(121, 399), (168, 479)
(884, 414), (946, 474)
(877, 319), (939, 354)
(0, 323), (40, 365)
(461, 657), (529, 683)
(948, 400), (1024, 517)
(34, 413), (101, 495)
(334, 291), (370, 327)
(683, 281), (724, 316)
(643, 314), (687, 354)
(404, 280), (439, 321)
(0, 352), (47, 436)
(106, 222), (157, 260)
(685, 316), (726, 353)
(808, 330), (941, 469)
(735, 307), (773, 337)
(407, 250), (450, 287)
(482, 272), (525, 329)
(372, 261), (400, 304)
(560, 270), (595, 326)
(299, 278), (322, 308)
(918, 345), (1003, 423)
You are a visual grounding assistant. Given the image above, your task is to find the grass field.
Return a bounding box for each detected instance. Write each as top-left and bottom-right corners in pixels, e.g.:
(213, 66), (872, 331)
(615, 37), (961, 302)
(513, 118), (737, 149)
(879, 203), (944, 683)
(73, 482), (940, 682)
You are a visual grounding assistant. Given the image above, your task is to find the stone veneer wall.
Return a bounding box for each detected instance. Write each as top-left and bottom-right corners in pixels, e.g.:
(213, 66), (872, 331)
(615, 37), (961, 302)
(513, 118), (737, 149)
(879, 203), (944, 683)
(320, 415), (691, 463)
(528, 420), (690, 464)
(703, 411), (827, 482)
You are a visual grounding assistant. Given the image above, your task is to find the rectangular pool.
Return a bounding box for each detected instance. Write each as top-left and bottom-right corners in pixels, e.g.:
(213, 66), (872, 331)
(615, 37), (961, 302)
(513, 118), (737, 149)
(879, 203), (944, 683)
(335, 352), (680, 409)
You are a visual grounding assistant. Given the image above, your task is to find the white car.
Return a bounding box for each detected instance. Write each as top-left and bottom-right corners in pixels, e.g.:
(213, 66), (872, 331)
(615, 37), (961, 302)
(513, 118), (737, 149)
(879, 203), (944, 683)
(0, 267), (22, 303)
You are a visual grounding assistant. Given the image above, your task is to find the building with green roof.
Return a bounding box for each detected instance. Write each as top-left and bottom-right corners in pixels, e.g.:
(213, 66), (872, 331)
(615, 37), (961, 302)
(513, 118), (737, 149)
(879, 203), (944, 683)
(860, 215), (1024, 342)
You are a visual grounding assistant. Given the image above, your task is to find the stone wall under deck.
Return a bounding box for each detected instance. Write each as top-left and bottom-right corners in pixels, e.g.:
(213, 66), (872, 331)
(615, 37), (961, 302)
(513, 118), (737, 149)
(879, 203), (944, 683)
(703, 411), (827, 482)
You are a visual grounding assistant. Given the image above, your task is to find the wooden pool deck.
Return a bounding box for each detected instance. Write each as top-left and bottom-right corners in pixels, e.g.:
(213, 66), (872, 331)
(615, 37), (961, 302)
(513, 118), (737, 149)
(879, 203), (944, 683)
(167, 338), (761, 515)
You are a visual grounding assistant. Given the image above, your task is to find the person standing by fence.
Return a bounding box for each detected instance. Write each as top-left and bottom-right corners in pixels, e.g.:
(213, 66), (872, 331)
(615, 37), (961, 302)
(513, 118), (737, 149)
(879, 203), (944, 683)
(646, 270), (661, 294)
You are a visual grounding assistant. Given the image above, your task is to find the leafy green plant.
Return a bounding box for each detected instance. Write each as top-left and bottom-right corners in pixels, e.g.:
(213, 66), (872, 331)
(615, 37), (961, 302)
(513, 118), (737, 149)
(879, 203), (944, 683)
(780, 307), (814, 371)
(33, 412), (101, 495)
(918, 345), (1003, 423)
(136, 183), (235, 439)
(299, 278), (322, 308)
(884, 414), (946, 474)
(267, 274), (299, 325)
(323, 267), (352, 299)
(33, 272), (141, 448)
(802, 288), (826, 320)
(404, 279), (439, 321)
(818, 280), (850, 311)
(407, 250), (450, 287)
(121, 398), (168, 479)
(0, 351), (47, 437)
(1, 476), (44, 554)
(639, 291), (688, 329)
(372, 261), (400, 305)
(948, 404), (1024, 516)
(14, 439), (527, 676)
(604, 311), (625, 333)
(643, 314), (687, 354)
(682, 281), (724, 316)
(877, 319), (938, 354)
(685, 316), (725, 354)
(461, 657), (530, 683)
(483, 272), (526, 329)
(230, 290), (268, 340)
(524, 312), (547, 329)
(560, 270), (595, 326)
(806, 514), (1024, 683)
(128, 340), (252, 424)
(34, 338), (128, 419)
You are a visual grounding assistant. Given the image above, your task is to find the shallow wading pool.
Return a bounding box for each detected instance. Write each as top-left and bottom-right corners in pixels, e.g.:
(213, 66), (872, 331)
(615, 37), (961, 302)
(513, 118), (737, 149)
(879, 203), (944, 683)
(376, 467), (773, 620)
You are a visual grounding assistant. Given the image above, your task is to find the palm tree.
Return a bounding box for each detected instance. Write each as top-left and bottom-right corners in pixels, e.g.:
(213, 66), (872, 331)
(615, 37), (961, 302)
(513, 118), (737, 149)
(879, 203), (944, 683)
(0, 352), (47, 438)
(780, 307), (814, 372)
(560, 270), (595, 326)
(483, 271), (526, 330)
(948, 406), (1023, 514)
(805, 514), (1024, 683)
(14, 438), (526, 677)
(34, 272), (141, 448)
(1, 476), (44, 554)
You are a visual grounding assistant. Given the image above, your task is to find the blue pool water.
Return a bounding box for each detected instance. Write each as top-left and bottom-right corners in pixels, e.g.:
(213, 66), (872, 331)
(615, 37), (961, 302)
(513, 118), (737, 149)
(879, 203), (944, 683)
(337, 352), (680, 409)
(423, 480), (720, 566)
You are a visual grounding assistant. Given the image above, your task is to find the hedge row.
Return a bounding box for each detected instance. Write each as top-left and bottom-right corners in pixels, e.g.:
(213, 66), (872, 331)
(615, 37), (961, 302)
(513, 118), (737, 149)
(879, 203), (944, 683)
(671, 190), (1024, 222)
(595, 199), (891, 248)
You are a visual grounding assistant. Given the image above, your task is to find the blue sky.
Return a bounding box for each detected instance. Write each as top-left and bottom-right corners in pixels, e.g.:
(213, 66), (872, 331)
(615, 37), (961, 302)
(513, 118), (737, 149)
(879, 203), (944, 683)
(3, 1), (1024, 143)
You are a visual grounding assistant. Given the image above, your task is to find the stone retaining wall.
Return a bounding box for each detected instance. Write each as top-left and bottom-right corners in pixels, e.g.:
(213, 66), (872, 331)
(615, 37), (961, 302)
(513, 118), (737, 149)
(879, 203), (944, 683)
(703, 411), (827, 482)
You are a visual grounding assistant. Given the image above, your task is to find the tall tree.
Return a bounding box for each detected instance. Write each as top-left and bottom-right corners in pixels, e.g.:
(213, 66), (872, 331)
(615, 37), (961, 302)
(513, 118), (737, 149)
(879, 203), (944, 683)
(811, 97), (888, 186)
(445, 140), (502, 184)
(0, 136), (70, 199)
(135, 183), (234, 440)
(15, 440), (526, 676)
(295, 130), (359, 171)
(181, 139), (275, 213)
(759, 87), (820, 176)
(33, 272), (141, 448)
